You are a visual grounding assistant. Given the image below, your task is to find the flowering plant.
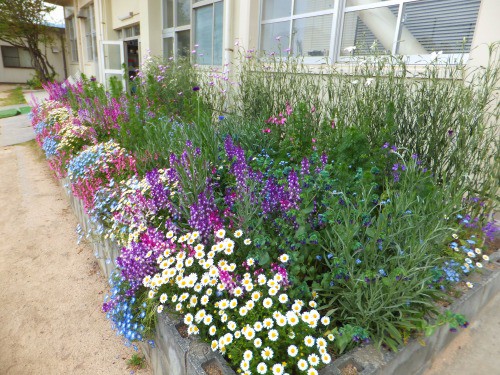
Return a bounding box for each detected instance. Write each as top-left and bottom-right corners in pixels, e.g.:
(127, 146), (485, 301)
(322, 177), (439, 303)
(67, 140), (137, 211)
(90, 168), (180, 246)
(142, 229), (334, 374)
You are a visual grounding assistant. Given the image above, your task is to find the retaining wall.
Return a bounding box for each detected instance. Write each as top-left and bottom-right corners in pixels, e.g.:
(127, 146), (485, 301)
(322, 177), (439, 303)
(60, 178), (500, 375)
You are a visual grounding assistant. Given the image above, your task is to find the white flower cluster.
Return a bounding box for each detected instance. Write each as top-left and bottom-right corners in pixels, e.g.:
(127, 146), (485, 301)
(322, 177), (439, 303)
(142, 229), (335, 374)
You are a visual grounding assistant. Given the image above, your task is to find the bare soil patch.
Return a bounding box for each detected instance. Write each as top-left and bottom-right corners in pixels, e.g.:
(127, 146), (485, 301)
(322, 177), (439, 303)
(0, 143), (150, 375)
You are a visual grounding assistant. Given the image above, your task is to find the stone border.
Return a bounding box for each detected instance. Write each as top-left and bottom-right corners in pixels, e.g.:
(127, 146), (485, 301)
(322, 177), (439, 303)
(60, 178), (499, 375)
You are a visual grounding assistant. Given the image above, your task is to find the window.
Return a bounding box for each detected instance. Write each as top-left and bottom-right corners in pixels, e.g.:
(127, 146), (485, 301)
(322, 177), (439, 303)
(66, 17), (78, 62)
(194, 1), (223, 65)
(120, 24), (140, 40)
(162, 0), (192, 59)
(162, 0), (224, 65)
(260, 0), (335, 61)
(260, 0), (481, 64)
(84, 4), (97, 61)
(341, 0), (480, 61)
(1, 46), (34, 68)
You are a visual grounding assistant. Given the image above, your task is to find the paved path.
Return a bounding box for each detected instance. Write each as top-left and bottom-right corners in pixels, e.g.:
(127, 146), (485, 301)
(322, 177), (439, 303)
(424, 292), (500, 375)
(0, 87), (48, 147)
(0, 114), (34, 147)
(0, 143), (150, 374)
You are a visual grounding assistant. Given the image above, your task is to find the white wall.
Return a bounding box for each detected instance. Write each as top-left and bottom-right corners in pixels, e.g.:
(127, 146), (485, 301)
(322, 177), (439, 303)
(468, 0), (500, 68)
(0, 31), (67, 84)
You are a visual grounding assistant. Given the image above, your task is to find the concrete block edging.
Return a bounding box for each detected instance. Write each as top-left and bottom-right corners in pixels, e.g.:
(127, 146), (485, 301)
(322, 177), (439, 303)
(59, 178), (499, 375)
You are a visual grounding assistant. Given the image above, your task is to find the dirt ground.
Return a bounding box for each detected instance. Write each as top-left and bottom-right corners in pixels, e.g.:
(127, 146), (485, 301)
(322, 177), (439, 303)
(0, 142), (150, 375)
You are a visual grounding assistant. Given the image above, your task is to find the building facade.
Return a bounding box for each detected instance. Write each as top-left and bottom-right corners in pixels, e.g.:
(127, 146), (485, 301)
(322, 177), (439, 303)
(0, 26), (68, 84)
(49, 0), (499, 86)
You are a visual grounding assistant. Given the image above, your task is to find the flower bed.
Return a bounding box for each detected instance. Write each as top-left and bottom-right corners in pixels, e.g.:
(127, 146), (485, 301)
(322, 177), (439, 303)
(30, 50), (499, 375)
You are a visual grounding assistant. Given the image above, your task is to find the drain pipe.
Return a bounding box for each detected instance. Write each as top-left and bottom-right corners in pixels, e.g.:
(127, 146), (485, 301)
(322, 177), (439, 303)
(59, 30), (68, 80)
(223, 0), (233, 65)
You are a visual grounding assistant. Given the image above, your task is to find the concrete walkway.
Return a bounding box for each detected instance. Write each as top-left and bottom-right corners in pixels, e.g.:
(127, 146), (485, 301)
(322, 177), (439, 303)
(424, 292), (500, 375)
(0, 114), (34, 147)
(0, 88), (48, 147)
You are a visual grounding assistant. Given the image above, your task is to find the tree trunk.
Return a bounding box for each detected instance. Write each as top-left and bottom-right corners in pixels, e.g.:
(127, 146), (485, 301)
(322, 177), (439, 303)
(27, 41), (56, 83)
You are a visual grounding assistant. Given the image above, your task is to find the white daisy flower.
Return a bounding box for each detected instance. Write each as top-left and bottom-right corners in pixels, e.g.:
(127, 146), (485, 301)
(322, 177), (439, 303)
(216, 229), (226, 239)
(209, 325), (217, 336)
(256, 362), (267, 374)
(271, 363), (284, 375)
(297, 359), (308, 371)
(322, 353), (332, 364)
(278, 294), (289, 304)
(308, 353), (320, 367)
(279, 254), (289, 262)
(263, 297), (273, 308)
(287, 345), (298, 357)
(316, 338), (327, 348)
(304, 335), (315, 347)
(261, 347), (274, 360)
(240, 360), (249, 371)
(243, 349), (253, 361)
(268, 329), (279, 341)
(263, 318), (274, 329)
(239, 306), (248, 316)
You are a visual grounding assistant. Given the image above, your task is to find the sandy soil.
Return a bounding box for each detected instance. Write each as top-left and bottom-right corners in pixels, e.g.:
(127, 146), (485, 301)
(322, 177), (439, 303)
(0, 142), (150, 375)
(424, 292), (500, 375)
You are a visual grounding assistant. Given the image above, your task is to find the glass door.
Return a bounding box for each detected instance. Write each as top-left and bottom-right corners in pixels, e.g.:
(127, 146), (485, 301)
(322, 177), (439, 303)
(100, 40), (126, 91)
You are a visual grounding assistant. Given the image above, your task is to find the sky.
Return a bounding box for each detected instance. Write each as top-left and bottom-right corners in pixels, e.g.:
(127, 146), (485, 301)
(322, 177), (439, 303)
(45, 2), (65, 27)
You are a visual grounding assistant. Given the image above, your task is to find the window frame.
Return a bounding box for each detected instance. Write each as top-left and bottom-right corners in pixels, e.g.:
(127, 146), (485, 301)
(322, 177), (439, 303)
(84, 4), (97, 62)
(259, 0), (478, 65)
(161, 0), (224, 65)
(193, 0), (224, 66)
(259, 1), (339, 64)
(66, 16), (78, 62)
(162, 0), (193, 60)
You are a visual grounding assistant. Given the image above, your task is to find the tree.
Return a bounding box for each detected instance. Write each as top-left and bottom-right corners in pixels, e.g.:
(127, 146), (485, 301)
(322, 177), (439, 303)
(0, 0), (58, 83)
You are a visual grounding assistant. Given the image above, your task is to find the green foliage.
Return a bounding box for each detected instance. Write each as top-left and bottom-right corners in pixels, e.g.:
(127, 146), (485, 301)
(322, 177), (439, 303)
(127, 353), (146, 369)
(316, 159), (465, 350)
(26, 73), (44, 89)
(0, 0), (57, 82)
(229, 45), (500, 212)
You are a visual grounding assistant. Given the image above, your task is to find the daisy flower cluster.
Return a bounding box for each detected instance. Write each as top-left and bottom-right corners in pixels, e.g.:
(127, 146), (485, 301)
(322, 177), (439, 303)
(143, 228), (334, 374)
(56, 121), (98, 156)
